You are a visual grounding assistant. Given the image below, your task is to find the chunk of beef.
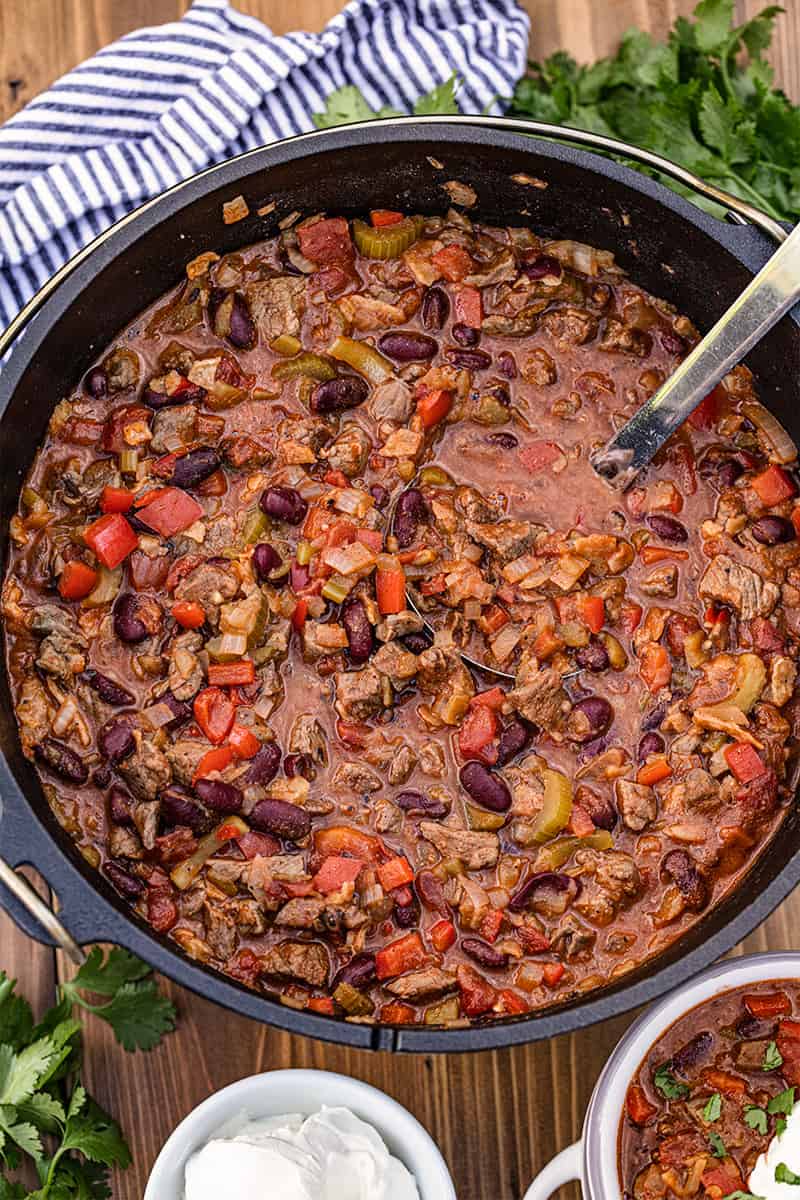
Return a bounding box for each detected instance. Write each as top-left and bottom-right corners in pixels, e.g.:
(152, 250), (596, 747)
(174, 560), (239, 621)
(466, 519), (538, 563)
(150, 405), (198, 453)
(108, 824), (144, 860)
(372, 642), (419, 689)
(203, 903), (237, 961)
(541, 306), (598, 347)
(615, 779), (657, 831)
(322, 425), (371, 478)
(419, 821), (499, 870)
(375, 611), (425, 642)
(275, 898), (326, 928)
(288, 714), (327, 764)
(508, 665), (569, 731)
(385, 967), (456, 1002)
(15, 676), (53, 755)
(166, 739), (209, 786)
(131, 800), (160, 851)
(246, 275), (306, 340)
(598, 318), (651, 356)
(261, 939), (329, 987)
(331, 761), (382, 793)
(368, 378), (413, 424)
(573, 848), (641, 925)
(334, 666), (384, 721)
(388, 744), (417, 785)
(551, 912), (596, 960)
(118, 733), (172, 801)
(168, 631), (204, 701)
(699, 554), (779, 622)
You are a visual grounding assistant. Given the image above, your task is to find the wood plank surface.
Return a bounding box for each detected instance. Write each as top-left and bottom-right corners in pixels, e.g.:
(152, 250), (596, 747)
(1, 2), (798, 1198)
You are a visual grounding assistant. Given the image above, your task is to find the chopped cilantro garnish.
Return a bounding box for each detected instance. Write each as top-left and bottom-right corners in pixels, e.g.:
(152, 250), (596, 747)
(709, 1131), (727, 1158)
(703, 1092), (723, 1122)
(776, 1163), (800, 1185)
(763, 1040), (784, 1071)
(745, 1105), (768, 1135)
(654, 1062), (690, 1100)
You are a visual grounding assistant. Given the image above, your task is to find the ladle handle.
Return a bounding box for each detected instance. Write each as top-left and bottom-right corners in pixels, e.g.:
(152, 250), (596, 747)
(592, 219), (800, 487)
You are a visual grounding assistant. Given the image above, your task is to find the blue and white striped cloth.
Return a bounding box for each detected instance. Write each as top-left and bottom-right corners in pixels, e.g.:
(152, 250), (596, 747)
(0, 0), (529, 331)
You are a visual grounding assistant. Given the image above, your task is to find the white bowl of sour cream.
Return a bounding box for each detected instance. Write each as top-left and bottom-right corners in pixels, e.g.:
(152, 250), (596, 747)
(143, 1068), (456, 1200)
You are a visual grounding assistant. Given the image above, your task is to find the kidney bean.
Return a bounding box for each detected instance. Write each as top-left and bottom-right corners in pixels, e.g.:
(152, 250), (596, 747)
(113, 593), (149, 644)
(97, 717), (136, 763)
(104, 859), (145, 897)
(194, 778), (242, 814)
(83, 366), (108, 398)
(252, 542), (282, 581)
(162, 691), (193, 731)
(108, 785), (133, 825)
(250, 797), (311, 841)
(736, 1015), (775, 1040)
(496, 351), (517, 379)
(342, 598), (373, 662)
(641, 702), (667, 732)
(402, 631), (432, 655)
(495, 719), (533, 767)
(485, 431), (519, 450)
(659, 328), (686, 356)
(169, 446), (221, 490)
(283, 753), (314, 780)
(393, 885), (420, 928)
(92, 766), (112, 789)
(462, 937), (507, 969)
(717, 459), (745, 488)
(670, 1030), (713, 1072)
(416, 869), (448, 915)
(332, 952), (377, 991)
(751, 515), (796, 545)
(509, 871), (579, 914)
(522, 254), (561, 279)
(395, 790), (448, 818)
(638, 731), (666, 762)
(83, 669), (134, 707)
(421, 285), (450, 331)
(228, 293), (255, 348)
(143, 381), (206, 409)
(243, 743), (282, 786)
(452, 322), (480, 347)
(577, 787), (617, 831)
(161, 784), (208, 832)
(370, 483), (390, 509)
(393, 488), (428, 549)
(568, 696), (613, 743)
(575, 640), (610, 672)
(661, 849), (708, 911)
(378, 331), (438, 362)
(698, 451), (744, 489)
(445, 347), (492, 371)
(311, 376), (369, 413)
(260, 485), (308, 525)
(646, 513), (688, 543)
(459, 761), (511, 812)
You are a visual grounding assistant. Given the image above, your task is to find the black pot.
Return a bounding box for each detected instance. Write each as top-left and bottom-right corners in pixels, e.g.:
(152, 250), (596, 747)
(1, 117), (799, 1052)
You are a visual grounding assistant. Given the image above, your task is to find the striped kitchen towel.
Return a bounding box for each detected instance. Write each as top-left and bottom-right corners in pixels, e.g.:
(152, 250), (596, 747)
(0, 0), (529, 331)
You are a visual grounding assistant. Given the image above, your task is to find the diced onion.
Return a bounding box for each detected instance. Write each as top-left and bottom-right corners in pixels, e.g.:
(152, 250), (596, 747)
(142, 702), (177, 730)
(742, 401), (797, 465)
(544, 239), (617, 277)
(52, 696), (79, 737)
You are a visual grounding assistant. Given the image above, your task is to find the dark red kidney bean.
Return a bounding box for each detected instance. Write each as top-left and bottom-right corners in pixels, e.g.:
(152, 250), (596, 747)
(641, 702), (667, 732)
(446, 347), (492, 371)
(332, 952), (376, 991)
(83, 366), (108, 398)
(252, 542), (282, 581)
(244, 743), (282, 786)
(736, 1015), (775, 1040)
(638, 731), (666, 762)
(83, 669), (135, 707)
(162, 784), (208, 831)
(228, 293), (255, 348)
(579, 789), (617, 831)
(659, 328), (686, 356)
(143, 382), (206, 409)
(393, 488), (428, 549)
(568, 696), (613, 743)
(342, 598), (373, 662)
(421, 286), (450, 331)
(393, 885), (420, 928)
(162, 691), (193, 730)
(97, 717), (136, 763)
(169, 446), (221, 489)
(495, 719), (533, 767)
(462, 937), (507, 969)
(416, 869), (448, 915)
(108, 785), (133, 825)
(575, 640), (609, 672)
(718, 459), (745, 488)
(452, 322), (480, 346)
(486, 382), (510, 407)
(752, 515), (796, 545)
(250, 797), (311, 840)
(402, 631), (432, 655)
(698, 451), (744, 489)
(459, 761), (511, 812)
(661, 849), (707, 910)
(104, 859), (145, 897)
(260, 485), (308, 525)
(395, 790), (448, 818)
(378, 331), (438, 362)
(485, 431), (519, 450)
(92, 766), (112, 789)
(283, 753), (314, 780)
(113, 593), (149, 644)
(496, 351), (517, 379)
(522, 254), (561, 279)
(646, 513), (688, 543)
(671, 1030), (713, 1071)
(311, 376), (369, 414)
(290, 561), (310, 592)
(370, 483), (389, 509)
(194, 778), (242, 814)
(509, 871), (578, 913)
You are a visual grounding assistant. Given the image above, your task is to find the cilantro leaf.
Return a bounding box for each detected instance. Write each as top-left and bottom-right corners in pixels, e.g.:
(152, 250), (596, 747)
(313, 74), (461, 130)
(67, 948), (150, 998)
(764, 1041), (784, 1071)
(414, 76), (460, 116)
(709, 1130), (727, 1157)
(725, 1193), (767, 1200)
(693, 0), (736, 53)
(0, 976), (34, 1052)
(703, 1092), (722, 1121)
(60, 1097), (130, 1169)
(0, 1038), (56, 1106)
(654, 1063), (689, 1100)
(769, 1086), (796, 1115)
(59, 950), (175, 1052)
(745, 1104), (769, 1134)
(776, 1163), (800, 1185)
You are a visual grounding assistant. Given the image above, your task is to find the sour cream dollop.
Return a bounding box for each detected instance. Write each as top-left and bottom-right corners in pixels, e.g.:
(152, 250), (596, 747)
(183, 1105), (421, 1200)
(749, 1099), (800, 1200)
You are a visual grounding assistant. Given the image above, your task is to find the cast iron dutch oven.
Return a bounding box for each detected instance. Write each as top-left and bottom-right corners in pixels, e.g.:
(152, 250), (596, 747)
(1, 116), (799, 1053)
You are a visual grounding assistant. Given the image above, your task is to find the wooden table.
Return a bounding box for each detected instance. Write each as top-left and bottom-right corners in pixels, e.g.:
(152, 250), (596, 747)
(1, 3), (799, 1197)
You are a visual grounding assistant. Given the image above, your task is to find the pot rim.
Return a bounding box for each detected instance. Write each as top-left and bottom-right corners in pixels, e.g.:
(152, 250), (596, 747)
(1, 118), (798, 1052)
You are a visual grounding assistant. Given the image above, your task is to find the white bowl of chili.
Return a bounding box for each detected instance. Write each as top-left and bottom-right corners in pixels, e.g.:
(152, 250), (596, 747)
(144, 1068), (456, 1200)
(524, 951), (800, 1200)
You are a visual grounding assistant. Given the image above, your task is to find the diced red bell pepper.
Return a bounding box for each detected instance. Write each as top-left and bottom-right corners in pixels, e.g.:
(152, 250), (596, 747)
(453, 285), (483, 328)
(495, 989), (529, 1016)
(751, 463), (797, 506)
(471, 686), (506, 710)
(193, 744), (235, 783)
(193, 686), (236, 745)
(370, 209), (404, 227)
(457, 703), (499, 763)
(686, 384), (723, 430)
(314, 825), (379, 862)
(639, 642), (671, 693)
(356, 527), (383, 553)
(136, 487), (203, 538)
(619, 602), (643, 634)
(307, 996), (335, 1015)
(778, 1020), (800, 1084)
(518, 440), (563, 473)
(375, 932), (427, 980)
(430, 919), (456, 953)
(479, 907), (504, 944)
(297, 216), (353, 264)
(542, 962), (566, 988)
(625, 1084), (657, 1126)
(324, 468), (351, 489)
(743, 991), (791, 1018)
(228, 724), (260, 760)
(417, 387), (453, 429)
(376, 564), (406, 614)
(207, 660), (256, 687)
(432, 243), (473, 282)
(380, 1002), (417, 1024)
(456, 963), (498, 1016)
(576, 594), (605, 634)
(291, 598), (308, 631)
(636, 757), (673, 787)
(84, 512), (139, 569)
(57, 559), (98, 601)
(377, 856), (415, 891)
(313, 855), (365, 895)
(701, 1163), (744, 1196)
(100, 485), (135, 513)
(725, 741), (766, 783)
(171, 601), (206, 629)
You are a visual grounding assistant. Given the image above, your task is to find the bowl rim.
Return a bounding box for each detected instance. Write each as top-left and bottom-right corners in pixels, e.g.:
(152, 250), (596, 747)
(142, 1067), (457, 1200)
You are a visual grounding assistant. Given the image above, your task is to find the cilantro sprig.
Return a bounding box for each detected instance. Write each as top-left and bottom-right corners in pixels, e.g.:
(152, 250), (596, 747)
(0, 949), (175, 1197)
(313, 76), (460, 129)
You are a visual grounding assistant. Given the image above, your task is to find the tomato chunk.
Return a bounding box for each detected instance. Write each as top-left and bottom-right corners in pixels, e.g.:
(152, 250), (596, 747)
(417, 387), (453, 429)
(377, 856), (415, 892)
(725, 742), (766, 783)
(519, 440), (563, 473)
(457, 703), (499, 763)
(100, 485), (135, 513)
(376, 932), (427, 980)
(297, 216), (353, 264)
(84, 512), (139, 569)
(743, 991), (791, 1018)
(193, 687), (236, 745)
(430, 919), (456, 953)
(136, 487), (203, 537)
(314, 826), (379, 862)
(751, 463), (797, 506)
(228, 724), (260, 760)
(171, 601), (206, 629)
(453, 285), (482, 328)
(313, 855), (365, 895)
(457, 963), (498, 1016)
(639, 642), (671, 693)
(58, 560), (98, 601)
(625, 1084), (657, 1126)
(432, 243), (473, 282)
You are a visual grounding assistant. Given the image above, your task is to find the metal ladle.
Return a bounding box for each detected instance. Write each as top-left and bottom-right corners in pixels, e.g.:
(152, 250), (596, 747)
(591, 218), (800, 488)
